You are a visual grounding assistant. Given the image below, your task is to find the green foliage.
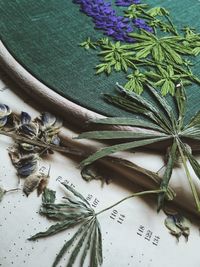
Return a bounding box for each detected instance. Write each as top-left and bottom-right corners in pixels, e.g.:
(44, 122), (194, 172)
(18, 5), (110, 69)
(95, 40), (135, 74)
(29, 185), (103, 267)
(146, 65), (191, 96)
(77, 84), (200, 212)
(129, 31), (193, 64)
(124, 69), (147, 94)
(80, 3), (200, 96)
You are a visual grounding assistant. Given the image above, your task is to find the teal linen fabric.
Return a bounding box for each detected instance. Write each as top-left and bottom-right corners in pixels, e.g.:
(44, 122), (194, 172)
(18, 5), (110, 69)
(0, 0), (200, 120)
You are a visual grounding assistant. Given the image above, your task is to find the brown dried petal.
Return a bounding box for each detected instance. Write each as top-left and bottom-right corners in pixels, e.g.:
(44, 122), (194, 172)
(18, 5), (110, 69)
(23, 174), (41, 196)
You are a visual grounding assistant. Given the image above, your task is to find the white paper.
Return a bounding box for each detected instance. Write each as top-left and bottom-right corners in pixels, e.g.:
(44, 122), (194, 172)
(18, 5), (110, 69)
(0, 70), (200, 267)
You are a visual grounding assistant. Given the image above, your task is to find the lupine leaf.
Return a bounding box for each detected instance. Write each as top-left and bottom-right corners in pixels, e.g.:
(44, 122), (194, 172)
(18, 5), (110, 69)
(80, 136), (170, 168)
(90, 117), (166, 132)
(77, 130), (166, 140)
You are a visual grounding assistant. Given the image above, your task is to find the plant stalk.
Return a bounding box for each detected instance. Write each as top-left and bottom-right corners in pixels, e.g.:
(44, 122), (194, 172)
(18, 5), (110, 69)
(0, 130), (83, 156)
(177, 141), (200, 212)
(95, 189), (164, 216)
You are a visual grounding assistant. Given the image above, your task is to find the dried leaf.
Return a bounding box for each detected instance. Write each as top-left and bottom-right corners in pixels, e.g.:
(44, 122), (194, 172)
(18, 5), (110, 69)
(91, 117), (165, 132)
(20, 112), (31, 124)
(16, 154), (38, 177)
(165, 215), (182, 240)
(165, 213), (190, 241)
(80, 136), (170, 168)
(0, 104), (11, 117)
(81, 165), (107, 182)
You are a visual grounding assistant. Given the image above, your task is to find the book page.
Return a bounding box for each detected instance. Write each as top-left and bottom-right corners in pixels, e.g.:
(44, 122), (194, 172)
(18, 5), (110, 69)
(0, 70), (199, 267)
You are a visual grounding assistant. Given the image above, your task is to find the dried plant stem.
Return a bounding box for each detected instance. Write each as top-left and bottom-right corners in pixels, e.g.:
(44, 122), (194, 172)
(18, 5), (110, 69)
(95, 189), (164, 216)
(0, 130), (83, 156)
(177, 141), (200, 212)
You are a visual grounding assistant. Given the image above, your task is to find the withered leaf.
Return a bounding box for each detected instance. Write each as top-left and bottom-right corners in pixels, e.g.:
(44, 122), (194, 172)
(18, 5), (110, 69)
(23, 174), (41, 196)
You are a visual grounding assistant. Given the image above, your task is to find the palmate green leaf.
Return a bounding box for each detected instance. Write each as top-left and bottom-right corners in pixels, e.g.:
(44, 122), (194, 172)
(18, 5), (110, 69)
(158, 140), (178, 211)
(90, 117), (166, 132)
(104, 94), (171, 132)
(161, 79), (175, 96)
(80, 136), (170, 168)
(146, 65), (191, 96)
(77, 130), (166, 140)
(162, 43), (183, 65)
(129, 30), (193, 66)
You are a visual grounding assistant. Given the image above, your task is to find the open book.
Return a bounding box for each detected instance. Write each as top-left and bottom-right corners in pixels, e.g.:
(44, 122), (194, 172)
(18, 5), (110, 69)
(0, 69), (200, 267)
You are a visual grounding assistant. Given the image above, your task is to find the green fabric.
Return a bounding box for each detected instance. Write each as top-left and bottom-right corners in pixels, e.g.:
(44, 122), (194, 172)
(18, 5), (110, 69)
(0, 0), (200, 121)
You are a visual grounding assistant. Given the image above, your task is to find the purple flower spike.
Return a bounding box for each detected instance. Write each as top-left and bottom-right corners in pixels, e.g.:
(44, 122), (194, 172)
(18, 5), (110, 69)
(73, 0), (134, 42)
(115, 0), (141, 7)
(133, 18), (153, 32)
(73, 0), (153, 41)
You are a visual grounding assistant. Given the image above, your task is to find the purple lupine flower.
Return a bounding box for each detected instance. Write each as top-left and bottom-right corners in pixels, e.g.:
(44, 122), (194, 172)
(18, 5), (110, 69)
(73, 0), (134, 42)
(115, 0), (141, 6)
(133, 18), (153, 32)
